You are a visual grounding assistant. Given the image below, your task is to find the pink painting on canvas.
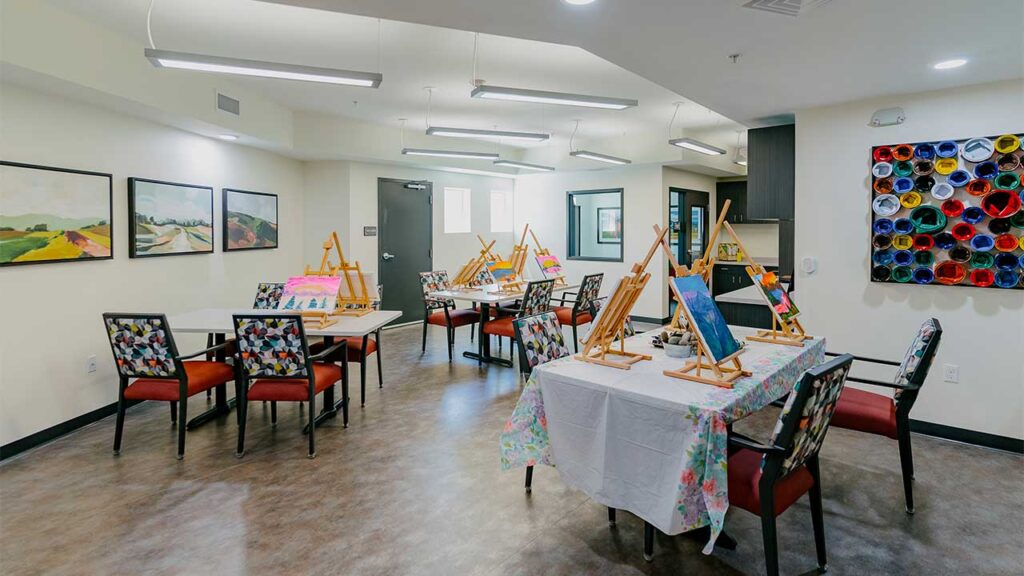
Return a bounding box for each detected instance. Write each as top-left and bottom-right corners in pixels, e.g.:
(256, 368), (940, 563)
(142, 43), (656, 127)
(278, 275), (341, 312)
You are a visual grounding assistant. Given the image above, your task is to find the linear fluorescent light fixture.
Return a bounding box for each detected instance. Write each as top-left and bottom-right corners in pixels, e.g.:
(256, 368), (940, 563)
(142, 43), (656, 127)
(471, 85), (637, 110)
(570, 150), (632, 165)
(493, 160), (555, 172)
(145, 48), (382, 88)
(401, 148), (500, 160)
(427, 126), (549, 142)
(669, 137), (727, 156)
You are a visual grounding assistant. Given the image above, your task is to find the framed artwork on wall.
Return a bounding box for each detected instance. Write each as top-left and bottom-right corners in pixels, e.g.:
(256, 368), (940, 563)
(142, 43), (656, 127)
(223, 188), (278, 251)
(597, 207), (622, 244)
(0, 161), (113, 267)
(128, 178), (214, 258)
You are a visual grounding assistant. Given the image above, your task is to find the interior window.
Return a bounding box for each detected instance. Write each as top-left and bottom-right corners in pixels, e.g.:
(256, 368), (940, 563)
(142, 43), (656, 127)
(567, 188), (623, 262)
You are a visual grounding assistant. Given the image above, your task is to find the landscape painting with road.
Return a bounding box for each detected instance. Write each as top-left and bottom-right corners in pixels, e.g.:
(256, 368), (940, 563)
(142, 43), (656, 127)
(129, 179), (213, 257)
(0, 162), (112, 266)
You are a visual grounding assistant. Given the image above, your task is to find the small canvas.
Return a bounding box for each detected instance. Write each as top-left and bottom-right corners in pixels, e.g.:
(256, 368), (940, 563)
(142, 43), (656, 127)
(487, 260), (517, 284)
(337, 271), (379, 300)
(535, 254), (563, 279)
(278, 275), (342, 312)
(751, 270), (799, 323)
(670, 275), (740, 363)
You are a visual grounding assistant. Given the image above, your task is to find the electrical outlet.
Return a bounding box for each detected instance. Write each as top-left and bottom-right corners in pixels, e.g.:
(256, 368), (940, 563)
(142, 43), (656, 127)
(943, 364), (959, 383)
(86, 355), (97, 374)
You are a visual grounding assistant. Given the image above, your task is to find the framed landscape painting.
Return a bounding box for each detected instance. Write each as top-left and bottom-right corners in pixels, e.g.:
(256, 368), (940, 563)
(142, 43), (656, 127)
(1, 161), (113, 267)
(223, 188), (278, 251)
(129, 178), (214, 258)
(597, 207), (622, 244)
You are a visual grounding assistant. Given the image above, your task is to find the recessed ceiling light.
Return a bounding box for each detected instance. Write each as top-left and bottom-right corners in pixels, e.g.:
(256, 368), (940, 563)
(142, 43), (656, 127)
(564, 0), (596, 4)
(427, 126), (549, 142)
(218, 134), (238, 141)
(933, 59), (967, 70)
(145, 49), (383, 87)
(669, 137), (727, 156)
(472, 85), (637, 110)
(401, 148), (500, 160)
(570, 150), (631, 165)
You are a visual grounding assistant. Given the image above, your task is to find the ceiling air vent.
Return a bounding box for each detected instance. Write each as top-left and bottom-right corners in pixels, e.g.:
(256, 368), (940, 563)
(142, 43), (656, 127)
(216, 92), (240, 116)
(741, 0), (834, 17)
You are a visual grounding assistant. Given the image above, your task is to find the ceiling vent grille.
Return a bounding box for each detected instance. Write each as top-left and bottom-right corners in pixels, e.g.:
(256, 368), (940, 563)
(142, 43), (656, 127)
(217, 92), (240, 116)
(741, 0), (834, 17)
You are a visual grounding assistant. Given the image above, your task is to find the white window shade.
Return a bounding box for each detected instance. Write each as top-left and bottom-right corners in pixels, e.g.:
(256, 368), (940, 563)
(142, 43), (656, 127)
(443, 187), (472, 234)
(490, 190), (514, 233)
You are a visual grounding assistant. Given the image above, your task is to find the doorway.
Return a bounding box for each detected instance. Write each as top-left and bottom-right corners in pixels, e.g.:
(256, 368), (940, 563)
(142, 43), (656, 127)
(378, 178), (433, 326)
(668, 188), (710, 312)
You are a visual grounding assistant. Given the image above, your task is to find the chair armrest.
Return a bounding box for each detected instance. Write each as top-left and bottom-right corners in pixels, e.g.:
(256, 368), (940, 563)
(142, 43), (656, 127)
(551, 294), (577, 305)
(728, 432), (788, 455)
(825, 351), (901, 367)
(177, 341), (232, 361)
(309, 339), (348, 362)
(846, 376), (909, 390)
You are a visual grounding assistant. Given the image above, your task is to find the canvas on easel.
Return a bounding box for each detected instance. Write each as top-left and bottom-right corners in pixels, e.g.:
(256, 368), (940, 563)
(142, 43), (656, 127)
(278, 275), (341, 328)
(745, 265), (812, 347)
(304, 231), (375, 317)
(529, 228), (568, 287)
(452, 237), (500, 289)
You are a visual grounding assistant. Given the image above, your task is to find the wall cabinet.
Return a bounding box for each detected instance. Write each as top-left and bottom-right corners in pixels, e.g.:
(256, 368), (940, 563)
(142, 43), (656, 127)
(711, 264), (778, 297)
(746, 124), (795, 220)
(715, 181), (748, 223)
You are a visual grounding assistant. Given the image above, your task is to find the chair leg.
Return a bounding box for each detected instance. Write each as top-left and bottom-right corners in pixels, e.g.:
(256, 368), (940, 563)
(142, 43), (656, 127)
(808, 458), (828, 572)
(421, 320), (428, 352)
(572, 324), (579, 354)
(446, 326), (454, 362)
(607, 507), (617, 526)
(525, 465), (534, 493)
(643, 522), (655, 562)
(113, 383), (126, 455)
(376, 333), (383, 389)
(270, 401), (277, 426)
(897, 421), (915, 514)
(176, 398), (187, 460)
(760, 495), (780, 576)
(359, 359), (367, 407)
(169, 401), (177, 423)
(236, 395), (247, 457)
(341, 353), (350, 428)
(307, 394), (316, 459)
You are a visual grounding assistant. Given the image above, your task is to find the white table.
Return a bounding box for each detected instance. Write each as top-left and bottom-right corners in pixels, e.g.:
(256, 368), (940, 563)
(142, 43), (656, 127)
(429, 283), (579, 367)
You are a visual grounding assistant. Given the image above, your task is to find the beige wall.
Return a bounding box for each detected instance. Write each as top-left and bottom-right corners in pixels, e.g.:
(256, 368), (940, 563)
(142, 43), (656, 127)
(795, 79), (1024, 440)
(0, 84), (306, 446)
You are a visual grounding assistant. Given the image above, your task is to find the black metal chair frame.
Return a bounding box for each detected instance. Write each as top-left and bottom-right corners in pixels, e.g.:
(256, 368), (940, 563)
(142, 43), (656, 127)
(549, 273), (603, 353)
(421, 298), (475, 362)
(488, 279), (555, 366)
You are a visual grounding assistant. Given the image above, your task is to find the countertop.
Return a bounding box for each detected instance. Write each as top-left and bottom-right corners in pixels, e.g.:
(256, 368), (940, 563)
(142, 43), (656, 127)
(715, 257), (779, 267)
(715, 283), (791, 305)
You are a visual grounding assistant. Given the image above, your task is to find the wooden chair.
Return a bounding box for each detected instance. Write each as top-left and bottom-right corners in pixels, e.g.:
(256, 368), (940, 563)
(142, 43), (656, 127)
(827, 318), (942, 514)
(482, 279), (555, 363)
(418, 270), (480, 362)
(511, 311), (572, 493)
(725, 354), (853, 576)
(550, 272), (603, 353)
(102, 313), (235, 459)
(232, 313), (347, 459)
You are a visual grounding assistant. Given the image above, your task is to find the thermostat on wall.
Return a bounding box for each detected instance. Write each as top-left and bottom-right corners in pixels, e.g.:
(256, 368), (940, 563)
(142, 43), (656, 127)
(801, 257), (818, 275)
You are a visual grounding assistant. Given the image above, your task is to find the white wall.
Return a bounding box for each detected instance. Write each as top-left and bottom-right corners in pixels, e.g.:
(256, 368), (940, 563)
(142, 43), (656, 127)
(0, 83), (306, 446)
(795, 79), (1024, 440)
(303, 160), (351, 259)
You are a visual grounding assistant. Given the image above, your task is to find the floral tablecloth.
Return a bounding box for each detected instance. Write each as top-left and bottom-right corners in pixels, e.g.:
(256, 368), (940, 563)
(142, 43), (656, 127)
(500, 327), (825, 553)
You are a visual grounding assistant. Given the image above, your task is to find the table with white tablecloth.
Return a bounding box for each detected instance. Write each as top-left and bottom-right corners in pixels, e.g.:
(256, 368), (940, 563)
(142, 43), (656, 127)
(500, 326), (826, 553)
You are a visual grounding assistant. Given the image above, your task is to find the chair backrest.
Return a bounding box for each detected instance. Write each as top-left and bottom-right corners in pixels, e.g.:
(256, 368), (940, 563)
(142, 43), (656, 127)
(372, 284), (383, 310)
(419, 271), (454, 309)
(253, 282), (285, 309)
(575, 273), (604, 315)
(232, 314), (313, 380)
(893, 318), (942, 408)
(520, 279), (555, 317)
(763, 354), (854, 479)
(468, 267), (496, 288)
(513, 311), (571, 371)
(102, 313), (182, 379)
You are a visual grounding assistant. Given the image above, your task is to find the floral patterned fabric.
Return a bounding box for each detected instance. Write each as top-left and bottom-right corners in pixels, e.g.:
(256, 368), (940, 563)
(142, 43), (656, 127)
(104, 315), (178, 377)
(233, 316), (309, 378)
(893, 318), (939, 399)
(521, 280), (554, 316)
(500, 327), (826, 554)
(768, 360), (850, 475)
(468, 267), (496, 288)
(419, 271), (454, 309)
(576, 273), (604, 314)
(252, 282), (286, 310)
(514, 312), (570, 369)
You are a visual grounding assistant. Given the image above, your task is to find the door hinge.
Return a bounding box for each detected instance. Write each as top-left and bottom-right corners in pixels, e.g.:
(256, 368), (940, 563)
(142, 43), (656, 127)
(428, 194), (432, 205)
(428, 248), (432, 259)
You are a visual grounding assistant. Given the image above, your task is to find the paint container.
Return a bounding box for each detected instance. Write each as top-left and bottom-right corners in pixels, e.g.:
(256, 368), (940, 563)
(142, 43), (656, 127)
(989, 218), (1011, 235)
(965, 179), (991, 197)
(871, 265), (892, 282)
(873, 146), (894, 163)
(872, 162), (894, 178)
(893, 250), (915, 266)
(893, 161), (914, 177)
(913, 251), (934, 266)
(997, 153), (1020, 172)
(893, 218), (915, 235)
(980, 190), (1022, 218)
(933, 232), (957, 251)
(892, 266), (913, 283)
(914, 175), (935, 192)
(994, 270), (1019, 289)
(873, 178), (894, 194)
(912, 234), (934, 250)
(914, 143), (937, 160)
(940, 198), (964, 217)
(892, 234), (914, 250)
(969, 268), (994, 287)
(962, 206), (986, 225)
(935, 141), (959, 158)
(931, 182), (955, 200)
(892, 144), (914, 161)
(909, 205), (946, 234)
(994, 171), (1020, 190)
(969, 252), (994, 269)
(949, 245), (972, 263)
(872, 234), (893, 250)
(970, 234), (995, 252)
(934, 158), (958, 175)
(912, 267), (934, 284)
(951, 223), (976, 242)
(873, 218), (894, 234)
(913, 159), (934, 176)
(994, 253), (1019, 271)
(993, 134), (1020, 154)
(994, 234), (1019, 252)
(900, 191), (922, 209)
(947, 169), (972, 188)
(873, 250), (894, 266)
(934, 261), (967, 285)
(892, 177), (915, 194)
(973, 161), (998, 180)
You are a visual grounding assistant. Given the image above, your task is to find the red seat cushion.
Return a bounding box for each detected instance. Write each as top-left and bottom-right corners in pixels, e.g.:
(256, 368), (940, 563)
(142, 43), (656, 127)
(554, 306), (593, 326)
(482, 317), (516, 338)
(345, 337), (377, 361)
(426, 308), (479, 328)
(247, 363), (342, 402)
(830, 387), (898, 439)
(124, 361), (234, 402)
(728, 447), (815, 516)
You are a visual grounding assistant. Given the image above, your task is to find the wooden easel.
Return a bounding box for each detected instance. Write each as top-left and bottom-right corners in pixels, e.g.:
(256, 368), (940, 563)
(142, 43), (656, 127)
(451, 238), (497, 288)
(573, 227), (669, 370)
(305, 232), (374, 317)
(529, 228), (568, 287)
(508, 225), (531, 281)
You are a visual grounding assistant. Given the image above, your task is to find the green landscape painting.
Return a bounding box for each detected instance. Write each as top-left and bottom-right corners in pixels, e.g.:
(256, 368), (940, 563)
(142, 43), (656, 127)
(0, 162), (113, 267)
(224, 189), (278, 251)
(129, 178), (214, 258)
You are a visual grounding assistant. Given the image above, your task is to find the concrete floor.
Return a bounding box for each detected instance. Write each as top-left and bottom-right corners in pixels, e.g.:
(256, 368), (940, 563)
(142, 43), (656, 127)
(1, 324), (1022, 576)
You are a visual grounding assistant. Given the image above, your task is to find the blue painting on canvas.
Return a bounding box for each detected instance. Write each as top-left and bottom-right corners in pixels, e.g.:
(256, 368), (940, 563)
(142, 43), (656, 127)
(671, 275), (740, 363)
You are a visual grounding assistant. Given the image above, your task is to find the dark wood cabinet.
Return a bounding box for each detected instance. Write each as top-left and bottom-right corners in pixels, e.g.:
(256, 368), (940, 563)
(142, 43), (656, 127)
(719, 302), (773, 329)
(711, 264), (778, 297)
(747, 124), (795, 220)
(715, 180), (748, 224)
(712, 263), (778, 329)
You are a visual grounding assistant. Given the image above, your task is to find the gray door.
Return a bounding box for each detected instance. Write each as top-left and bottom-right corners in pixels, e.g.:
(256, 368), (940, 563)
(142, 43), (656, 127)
(378, 178), (433, 325)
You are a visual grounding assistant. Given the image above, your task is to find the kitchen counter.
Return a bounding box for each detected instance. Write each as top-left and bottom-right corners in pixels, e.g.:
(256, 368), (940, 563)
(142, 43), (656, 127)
(715, 257), (779, 267)
(715, 283), (791, 305)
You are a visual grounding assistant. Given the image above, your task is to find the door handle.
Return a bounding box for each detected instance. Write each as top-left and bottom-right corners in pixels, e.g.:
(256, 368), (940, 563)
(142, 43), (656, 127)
(382, 252), (396, 261)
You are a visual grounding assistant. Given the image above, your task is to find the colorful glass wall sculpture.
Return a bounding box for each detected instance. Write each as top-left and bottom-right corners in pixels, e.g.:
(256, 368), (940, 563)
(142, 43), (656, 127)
(870, 134), (1023, 289)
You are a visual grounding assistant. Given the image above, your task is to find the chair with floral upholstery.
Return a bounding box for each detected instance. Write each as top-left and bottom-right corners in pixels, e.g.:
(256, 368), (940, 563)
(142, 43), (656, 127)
(232, 313), (348, 458)
(419, 270), (480, 362)
(481, 280), (555, 364)
(725, 354), (854, 576)
(826, 318), (942, 514)
(206, 282), (287, 399)
(550, 273), (603, 352)
(102, 313), (236, 459)
(511, 310), (571, 493)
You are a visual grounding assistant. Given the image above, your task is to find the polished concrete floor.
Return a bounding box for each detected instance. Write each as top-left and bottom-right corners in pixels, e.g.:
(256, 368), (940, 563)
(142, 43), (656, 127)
(1, 324), (1022, 575)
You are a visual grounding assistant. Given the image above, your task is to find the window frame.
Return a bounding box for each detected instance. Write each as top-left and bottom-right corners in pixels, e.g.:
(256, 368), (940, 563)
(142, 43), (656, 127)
(566, 188), (624, 263)
(442, 186), (472, 234)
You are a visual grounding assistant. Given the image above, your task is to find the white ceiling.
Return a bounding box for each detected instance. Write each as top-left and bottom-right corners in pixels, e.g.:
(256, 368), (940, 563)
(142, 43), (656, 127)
(257, 0), (1024, 126)
(44, 0), (745, 151)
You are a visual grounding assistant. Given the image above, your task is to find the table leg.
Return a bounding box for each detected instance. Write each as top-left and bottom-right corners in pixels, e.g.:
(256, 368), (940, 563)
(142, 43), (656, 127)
(462, 303), (513, 367)
(644, 522), (655, 562)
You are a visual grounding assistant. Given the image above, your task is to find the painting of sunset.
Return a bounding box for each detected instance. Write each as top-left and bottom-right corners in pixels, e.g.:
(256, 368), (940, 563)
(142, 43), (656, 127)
(129, 178), (214, 258)
(0, 162), (113, 267)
